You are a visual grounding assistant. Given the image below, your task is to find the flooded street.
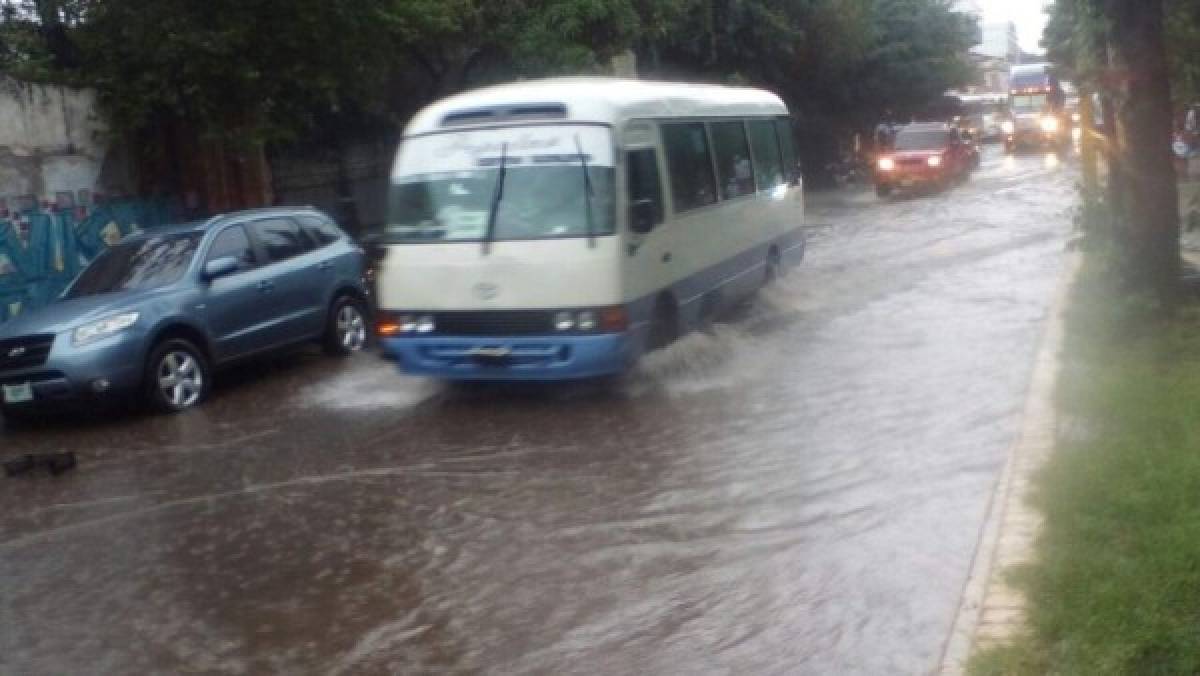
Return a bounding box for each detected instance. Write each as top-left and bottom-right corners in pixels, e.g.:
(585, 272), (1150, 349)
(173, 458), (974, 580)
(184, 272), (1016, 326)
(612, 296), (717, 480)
(0, 147), (1076, 675)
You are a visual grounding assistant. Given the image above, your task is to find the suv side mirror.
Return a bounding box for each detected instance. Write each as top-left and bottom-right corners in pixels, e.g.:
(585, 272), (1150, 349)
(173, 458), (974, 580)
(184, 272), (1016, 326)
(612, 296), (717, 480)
(630, 199), (658, 234)
(203, 256), (240, 281)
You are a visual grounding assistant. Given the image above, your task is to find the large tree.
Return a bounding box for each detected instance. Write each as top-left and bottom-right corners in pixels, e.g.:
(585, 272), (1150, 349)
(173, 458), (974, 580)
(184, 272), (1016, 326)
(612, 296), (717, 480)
(1105, 0), (1180, 300)
(1045, 0), (1181, 301)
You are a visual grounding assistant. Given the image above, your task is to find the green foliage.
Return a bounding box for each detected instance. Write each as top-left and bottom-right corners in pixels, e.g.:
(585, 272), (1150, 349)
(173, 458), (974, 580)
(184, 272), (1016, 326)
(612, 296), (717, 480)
(1166, 0), (1200, 104)
(73, 0), (422, 144)
(1, 0), (979, 163)
(1047, 0), (1200, 105)
(638, 0), (975, 131)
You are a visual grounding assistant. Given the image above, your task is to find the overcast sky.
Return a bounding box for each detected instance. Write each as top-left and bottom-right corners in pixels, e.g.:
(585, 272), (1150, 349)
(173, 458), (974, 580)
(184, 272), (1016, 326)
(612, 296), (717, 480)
(983, 0), (1051, 53)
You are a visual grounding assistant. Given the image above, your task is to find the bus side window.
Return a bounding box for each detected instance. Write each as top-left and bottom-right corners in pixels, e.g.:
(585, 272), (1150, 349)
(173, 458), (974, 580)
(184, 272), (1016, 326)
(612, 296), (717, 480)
(710, 120), (756, 199)
(775, 118), (800, 185)
(748, 119), (784, 189)
(627, 148), (664, 229)
(662, 122), (718, 212)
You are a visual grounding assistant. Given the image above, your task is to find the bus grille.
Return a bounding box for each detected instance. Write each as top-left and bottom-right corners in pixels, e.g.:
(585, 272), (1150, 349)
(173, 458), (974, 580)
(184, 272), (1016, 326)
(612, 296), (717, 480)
(0, 334), (54, 372)
(434, 311), (553, 336)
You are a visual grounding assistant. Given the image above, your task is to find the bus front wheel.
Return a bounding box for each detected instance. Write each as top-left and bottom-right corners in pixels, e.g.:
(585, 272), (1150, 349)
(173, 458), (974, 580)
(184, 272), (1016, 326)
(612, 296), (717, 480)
(765, 249), (781, 285)
(648, 297), (679, 350)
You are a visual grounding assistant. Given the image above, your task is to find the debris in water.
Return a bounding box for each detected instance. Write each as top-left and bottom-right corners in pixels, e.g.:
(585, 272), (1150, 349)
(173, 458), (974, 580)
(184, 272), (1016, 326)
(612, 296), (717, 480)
(4, 452), (77, 477)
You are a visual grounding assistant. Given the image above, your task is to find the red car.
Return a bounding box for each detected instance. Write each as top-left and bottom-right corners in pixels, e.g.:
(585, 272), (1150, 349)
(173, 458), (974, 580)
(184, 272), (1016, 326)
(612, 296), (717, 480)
(875, 123), (977, 197)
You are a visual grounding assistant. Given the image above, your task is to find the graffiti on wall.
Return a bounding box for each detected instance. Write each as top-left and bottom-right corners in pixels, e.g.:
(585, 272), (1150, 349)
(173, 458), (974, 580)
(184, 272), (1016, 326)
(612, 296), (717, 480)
(0, 199), (177, 323)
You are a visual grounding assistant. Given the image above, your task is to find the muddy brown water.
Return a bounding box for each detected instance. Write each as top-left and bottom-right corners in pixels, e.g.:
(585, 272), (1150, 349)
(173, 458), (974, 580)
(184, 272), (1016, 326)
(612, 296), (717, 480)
(0, 148), (1075, 674)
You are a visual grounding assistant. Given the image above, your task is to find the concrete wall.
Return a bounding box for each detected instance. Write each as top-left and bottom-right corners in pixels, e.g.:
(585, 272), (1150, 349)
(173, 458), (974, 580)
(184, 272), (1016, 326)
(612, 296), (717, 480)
(271, 141), (393, 236)
(0, 76), (131, 209)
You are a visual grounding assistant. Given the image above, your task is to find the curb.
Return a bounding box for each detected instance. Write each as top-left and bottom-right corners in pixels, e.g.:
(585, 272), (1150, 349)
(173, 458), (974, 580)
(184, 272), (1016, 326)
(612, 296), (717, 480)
(937, 250), (1082, 675)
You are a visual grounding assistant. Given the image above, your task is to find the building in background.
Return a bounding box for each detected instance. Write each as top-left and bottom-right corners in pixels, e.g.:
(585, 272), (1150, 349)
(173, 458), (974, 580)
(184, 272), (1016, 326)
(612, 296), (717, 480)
(953, 0), (985, 44)
(977, 22), (1022, 65)
(953, 21), (1022, 95)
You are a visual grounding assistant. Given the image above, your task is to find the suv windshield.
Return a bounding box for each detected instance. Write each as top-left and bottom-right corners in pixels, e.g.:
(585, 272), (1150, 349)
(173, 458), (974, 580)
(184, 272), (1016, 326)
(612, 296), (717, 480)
(894, 131), (949, 151)
(385, 125), (615, 243)
(66, 232), (201, 298)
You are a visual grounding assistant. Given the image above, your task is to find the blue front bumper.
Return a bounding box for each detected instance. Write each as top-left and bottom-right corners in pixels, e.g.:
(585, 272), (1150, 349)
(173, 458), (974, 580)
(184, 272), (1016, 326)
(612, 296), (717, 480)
(381, 332), (638, 381)
(0, 333), (145, 409)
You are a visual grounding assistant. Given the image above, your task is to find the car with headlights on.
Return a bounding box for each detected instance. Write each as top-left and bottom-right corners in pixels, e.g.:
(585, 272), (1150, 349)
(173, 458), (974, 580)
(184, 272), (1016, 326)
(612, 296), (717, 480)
(874, 123), (975, 197)
(0, 207), (368, 420)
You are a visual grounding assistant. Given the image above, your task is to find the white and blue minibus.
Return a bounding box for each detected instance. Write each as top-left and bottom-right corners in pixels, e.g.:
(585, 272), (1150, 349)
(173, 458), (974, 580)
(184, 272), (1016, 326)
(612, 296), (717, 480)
(375, 78), (805, 380)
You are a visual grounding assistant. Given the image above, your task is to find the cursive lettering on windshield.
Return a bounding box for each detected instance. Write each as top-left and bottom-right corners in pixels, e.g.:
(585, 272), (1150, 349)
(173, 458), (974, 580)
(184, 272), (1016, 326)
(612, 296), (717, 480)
(434, 133), (563, 160)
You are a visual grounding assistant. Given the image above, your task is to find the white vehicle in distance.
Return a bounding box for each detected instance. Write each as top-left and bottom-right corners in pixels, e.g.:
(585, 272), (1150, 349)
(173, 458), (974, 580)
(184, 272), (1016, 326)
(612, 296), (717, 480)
(374, 77), (805, 380)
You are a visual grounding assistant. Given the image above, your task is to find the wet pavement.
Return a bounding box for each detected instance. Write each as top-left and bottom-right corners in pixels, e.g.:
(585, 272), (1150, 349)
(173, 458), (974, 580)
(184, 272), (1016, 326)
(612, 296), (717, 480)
(0, 148), (1076, 675)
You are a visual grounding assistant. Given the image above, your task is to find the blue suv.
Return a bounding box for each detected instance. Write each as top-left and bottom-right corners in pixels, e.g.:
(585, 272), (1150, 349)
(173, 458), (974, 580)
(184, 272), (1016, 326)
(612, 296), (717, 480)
(0, 207), (368, 419)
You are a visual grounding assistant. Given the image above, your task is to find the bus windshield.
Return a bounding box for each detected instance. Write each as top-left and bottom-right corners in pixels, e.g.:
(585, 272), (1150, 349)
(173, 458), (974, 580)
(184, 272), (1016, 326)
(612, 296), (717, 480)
(1011, 94), (1048, 113)
(386, 125), (615, 243)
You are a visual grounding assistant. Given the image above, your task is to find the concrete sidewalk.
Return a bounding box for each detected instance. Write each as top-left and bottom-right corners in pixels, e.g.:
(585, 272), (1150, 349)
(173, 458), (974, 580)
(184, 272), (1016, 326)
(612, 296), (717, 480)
(938, 251), (1081, 674)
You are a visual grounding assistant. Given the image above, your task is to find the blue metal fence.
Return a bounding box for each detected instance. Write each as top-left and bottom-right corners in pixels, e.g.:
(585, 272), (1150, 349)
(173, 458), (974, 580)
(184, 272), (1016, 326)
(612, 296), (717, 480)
(0, 200), (179, 323)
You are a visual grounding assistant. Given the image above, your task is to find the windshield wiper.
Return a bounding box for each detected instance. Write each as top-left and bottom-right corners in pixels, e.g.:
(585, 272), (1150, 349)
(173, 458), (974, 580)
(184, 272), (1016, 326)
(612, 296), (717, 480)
(574, 135), (596, 249)
(483, 142), (508, 255)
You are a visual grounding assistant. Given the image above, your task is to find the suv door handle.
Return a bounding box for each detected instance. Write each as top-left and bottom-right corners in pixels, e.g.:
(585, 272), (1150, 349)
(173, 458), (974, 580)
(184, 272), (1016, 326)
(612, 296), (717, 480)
(256, 280), (275, 293)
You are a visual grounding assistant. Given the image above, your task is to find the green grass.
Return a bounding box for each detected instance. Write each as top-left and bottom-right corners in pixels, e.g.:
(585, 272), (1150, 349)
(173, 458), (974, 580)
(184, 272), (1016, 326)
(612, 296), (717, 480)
(969, 256), (1200, 676)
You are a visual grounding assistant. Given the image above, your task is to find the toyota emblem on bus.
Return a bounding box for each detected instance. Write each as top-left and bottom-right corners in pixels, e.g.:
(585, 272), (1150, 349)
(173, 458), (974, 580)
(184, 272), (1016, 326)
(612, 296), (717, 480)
(474, 283), (499, 300)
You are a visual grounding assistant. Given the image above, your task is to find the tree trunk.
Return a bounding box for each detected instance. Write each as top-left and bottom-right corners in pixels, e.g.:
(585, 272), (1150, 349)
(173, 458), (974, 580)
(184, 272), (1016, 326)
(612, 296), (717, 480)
(1100, 84), (1125, 219)
(1106, 0), (1179, 302)
(1080, 88), (1100, 197)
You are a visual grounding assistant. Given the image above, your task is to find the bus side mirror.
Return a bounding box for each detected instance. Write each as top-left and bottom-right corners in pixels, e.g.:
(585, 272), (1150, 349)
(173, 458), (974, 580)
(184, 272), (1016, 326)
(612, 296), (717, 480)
(630, 199), (658, 234)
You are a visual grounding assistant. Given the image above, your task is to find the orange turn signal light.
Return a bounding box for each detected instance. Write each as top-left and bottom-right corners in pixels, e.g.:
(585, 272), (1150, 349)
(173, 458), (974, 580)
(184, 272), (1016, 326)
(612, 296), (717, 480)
(377, 322), (401, 336)
(600, 306), (629, 332)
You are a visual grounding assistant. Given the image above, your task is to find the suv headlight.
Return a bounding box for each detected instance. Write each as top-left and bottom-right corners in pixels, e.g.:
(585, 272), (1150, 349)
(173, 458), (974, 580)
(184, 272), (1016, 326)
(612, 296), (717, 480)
(73, 312), (139, 346)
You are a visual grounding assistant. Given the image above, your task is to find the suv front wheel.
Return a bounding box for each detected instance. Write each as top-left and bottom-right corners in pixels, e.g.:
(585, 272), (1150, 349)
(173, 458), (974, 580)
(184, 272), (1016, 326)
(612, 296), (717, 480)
(324, 296), (368, 356)
(145, 339), (211, 413)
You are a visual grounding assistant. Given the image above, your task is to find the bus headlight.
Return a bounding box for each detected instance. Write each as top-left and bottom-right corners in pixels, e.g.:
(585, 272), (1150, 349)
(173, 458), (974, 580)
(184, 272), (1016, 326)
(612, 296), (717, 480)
(553, 307), (627, 333)
(577, 311), (597, 331)
(927, 155), (942, 168)
(878, 157), (895, 171)
(1040, 117), (1059, 133)
(378, 313), (435, 335)
(1001, 120), (1015, 135)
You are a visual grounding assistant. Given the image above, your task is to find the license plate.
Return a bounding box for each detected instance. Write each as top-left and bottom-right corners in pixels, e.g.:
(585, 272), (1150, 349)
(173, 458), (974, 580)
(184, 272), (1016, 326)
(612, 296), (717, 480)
(470, 347), (512, 358)
(901, 179), (915, 187)
(2, 382), (33, 404)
